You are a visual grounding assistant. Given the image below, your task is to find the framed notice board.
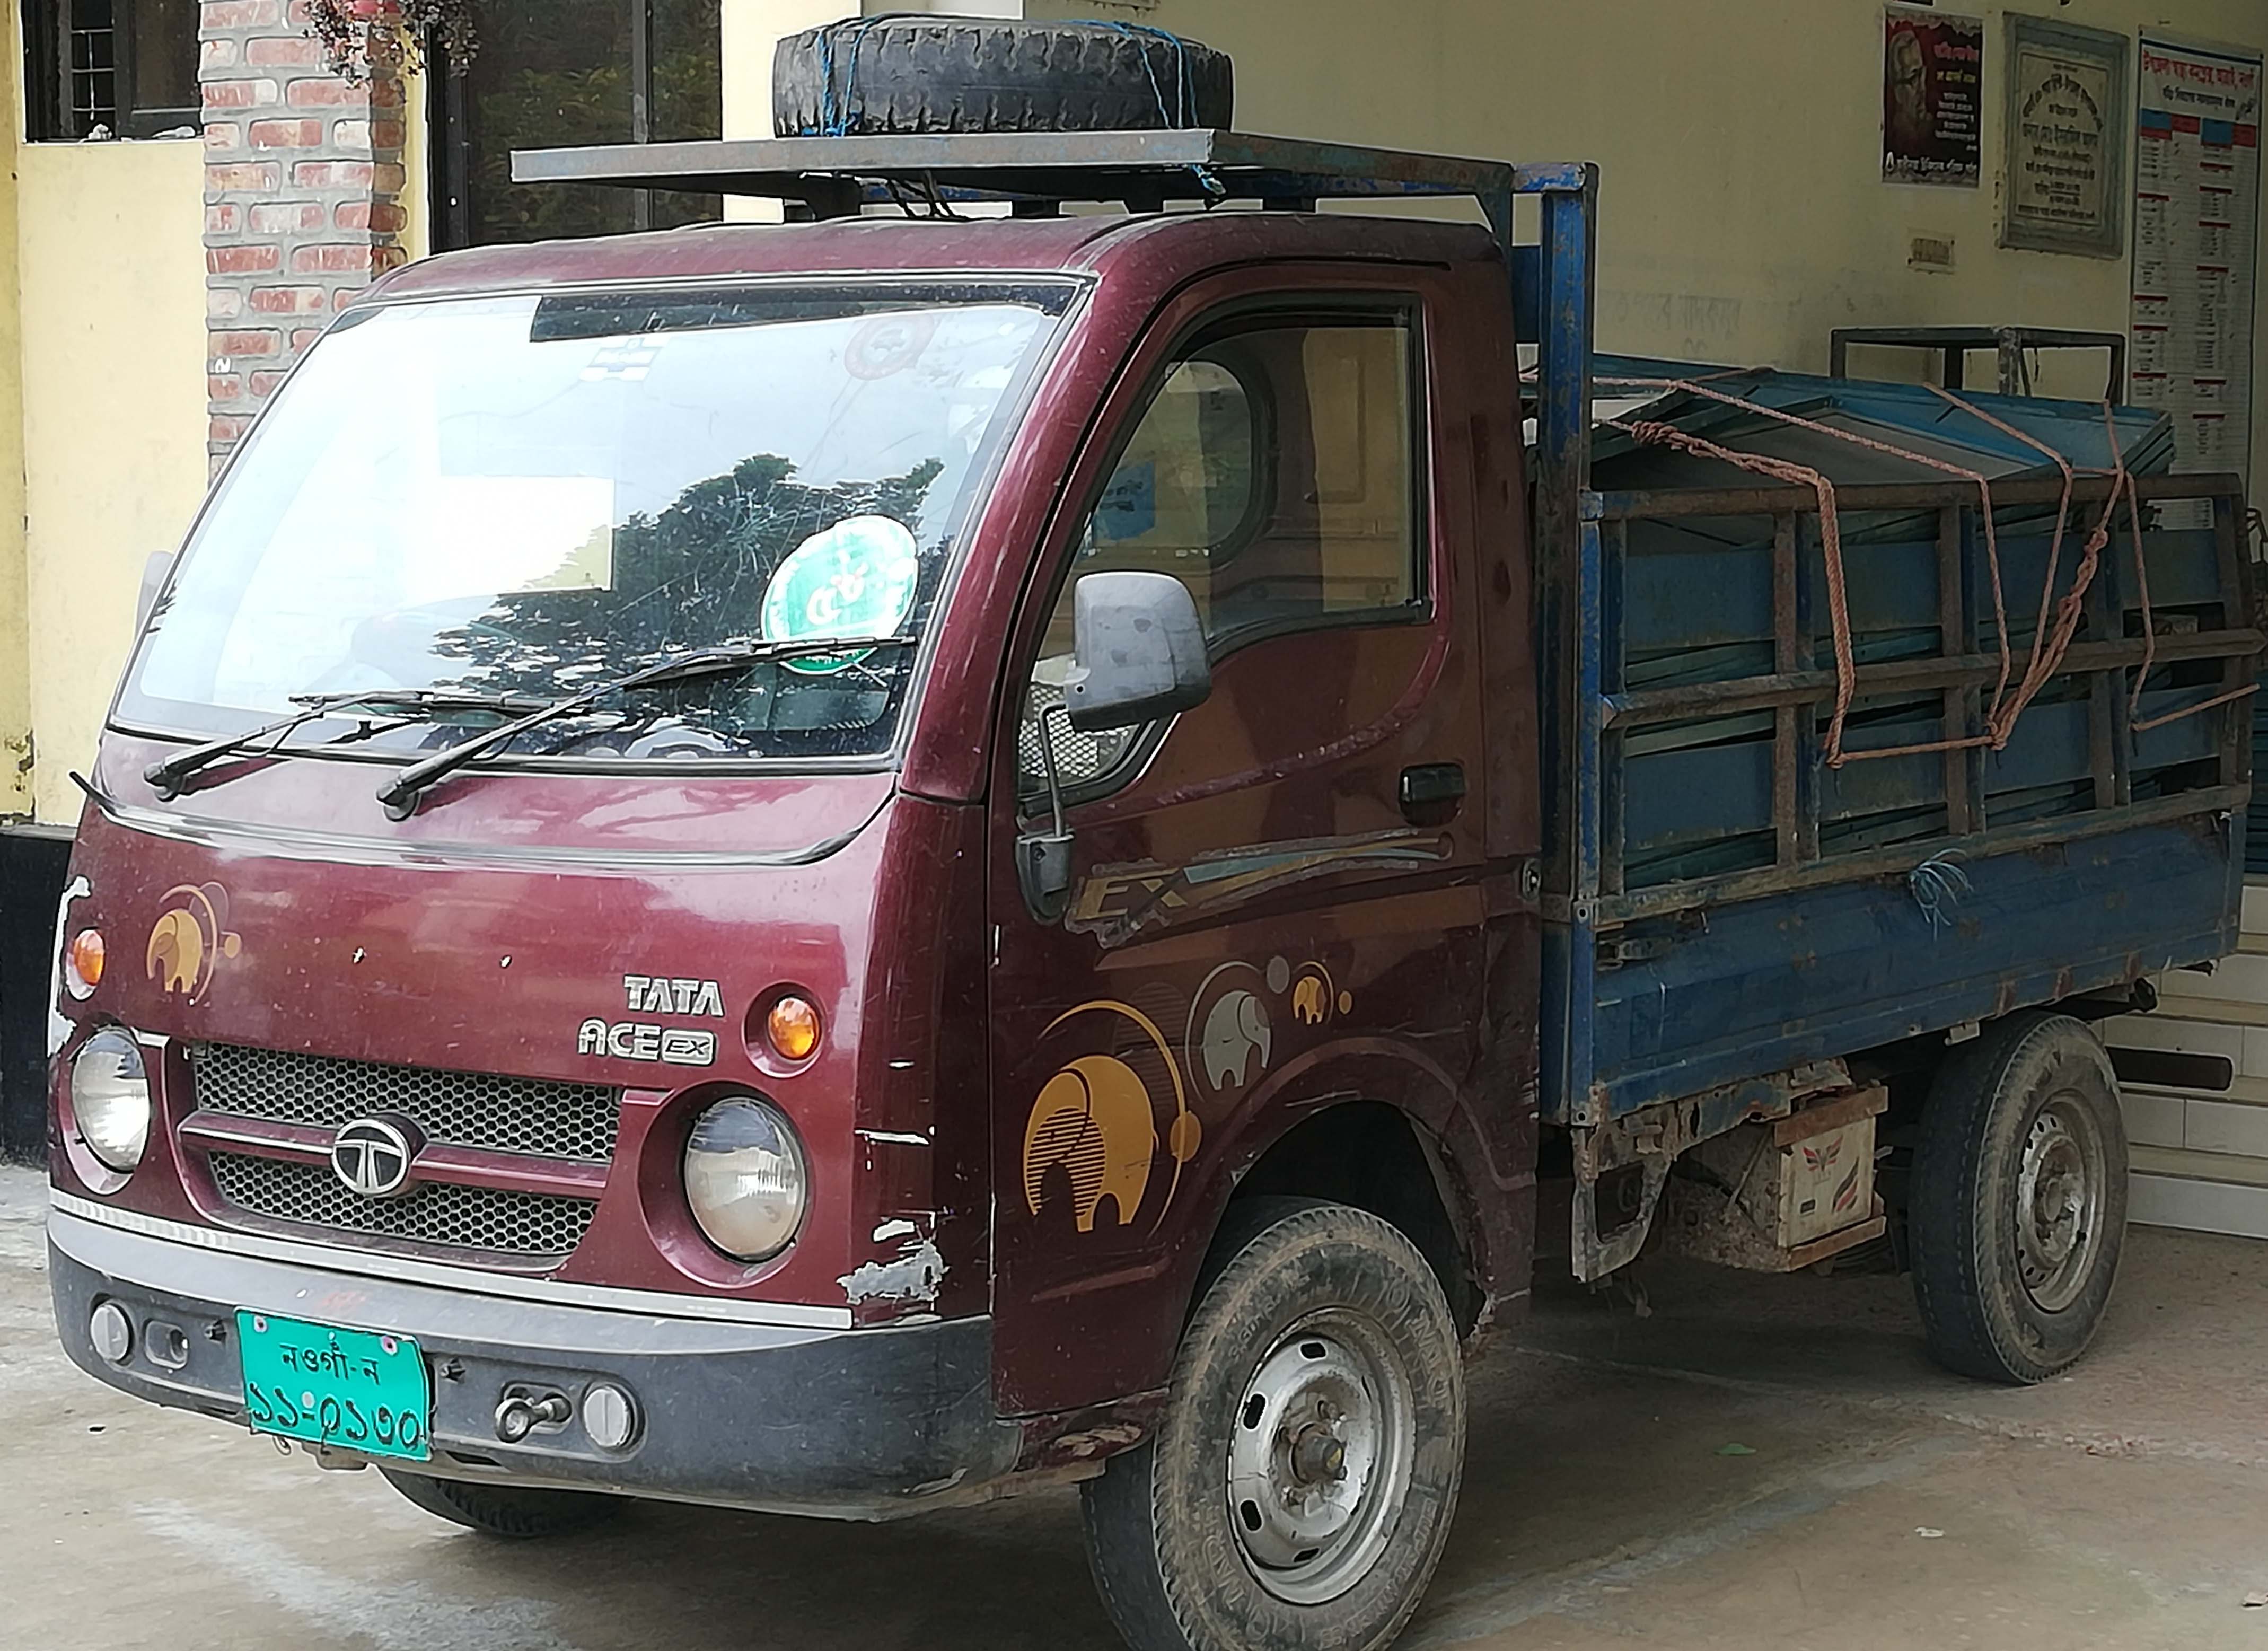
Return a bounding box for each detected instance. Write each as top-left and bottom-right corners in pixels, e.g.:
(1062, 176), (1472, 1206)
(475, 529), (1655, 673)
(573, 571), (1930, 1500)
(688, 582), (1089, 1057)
(2002, 15), (2130, 258)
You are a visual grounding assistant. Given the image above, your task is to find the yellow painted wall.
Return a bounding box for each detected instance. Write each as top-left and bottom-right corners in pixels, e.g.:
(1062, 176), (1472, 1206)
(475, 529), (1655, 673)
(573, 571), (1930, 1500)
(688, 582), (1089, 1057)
(720, 0), (859, 221)
(401, 68), (432, 261)
(2, 44), (418, 828)
(0, 4), (29, 820)
(719, 0), (1022, 148)
(1035, 0), (2268, 489)
(17, 137), (210, 823)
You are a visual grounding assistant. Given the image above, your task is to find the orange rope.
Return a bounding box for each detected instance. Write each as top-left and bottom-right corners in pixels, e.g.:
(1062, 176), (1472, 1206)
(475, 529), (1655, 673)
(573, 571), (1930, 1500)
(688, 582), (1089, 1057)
(1595, 376), (2245, 765)
(1606, 417), (1877, 767)
(2100, 449), (2251, 737)
(2130, 681), (2260, 734)
(1600, 376), (2017, 738)
(1925, 390), (2167, 748)
(1928, 385), (2077, 741)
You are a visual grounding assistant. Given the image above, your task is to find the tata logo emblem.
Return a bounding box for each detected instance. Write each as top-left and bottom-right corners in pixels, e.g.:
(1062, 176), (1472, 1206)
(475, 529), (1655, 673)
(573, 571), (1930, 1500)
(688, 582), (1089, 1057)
(622, 974), (725, 1017)
(331, 1116), (421, 1200)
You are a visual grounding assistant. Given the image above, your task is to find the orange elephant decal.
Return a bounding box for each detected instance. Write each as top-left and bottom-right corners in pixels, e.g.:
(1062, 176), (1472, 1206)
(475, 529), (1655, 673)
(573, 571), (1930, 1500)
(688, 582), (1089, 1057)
(1023, 1055), (1159, 1233)
(145, 884), (241, 1004)
(1022, 1000), (1200, 1234)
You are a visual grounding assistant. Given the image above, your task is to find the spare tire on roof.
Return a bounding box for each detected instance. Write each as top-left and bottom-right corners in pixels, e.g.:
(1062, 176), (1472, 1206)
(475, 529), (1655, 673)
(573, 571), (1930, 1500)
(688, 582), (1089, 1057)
(773, 16), (1233, 138)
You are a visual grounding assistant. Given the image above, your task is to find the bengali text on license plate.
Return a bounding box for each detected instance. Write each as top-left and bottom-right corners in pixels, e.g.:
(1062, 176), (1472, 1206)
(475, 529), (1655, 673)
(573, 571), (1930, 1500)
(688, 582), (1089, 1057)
(235, 1310), (432, 1462)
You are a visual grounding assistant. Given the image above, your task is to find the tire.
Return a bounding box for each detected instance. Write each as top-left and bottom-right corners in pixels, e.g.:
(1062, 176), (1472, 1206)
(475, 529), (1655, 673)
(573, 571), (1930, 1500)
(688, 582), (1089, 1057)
(1081, 1197), (1465, 1651)
(379, 1469), (620, 1539)
(1909, 1012), (2129, 1384)
(773, 19), (1234, 139)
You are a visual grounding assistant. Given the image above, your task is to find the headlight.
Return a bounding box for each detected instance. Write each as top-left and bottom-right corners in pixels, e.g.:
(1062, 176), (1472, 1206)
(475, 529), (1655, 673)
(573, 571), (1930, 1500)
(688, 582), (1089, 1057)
(71, 1030), (151, 1172)
(683, 1096), (807, 1261)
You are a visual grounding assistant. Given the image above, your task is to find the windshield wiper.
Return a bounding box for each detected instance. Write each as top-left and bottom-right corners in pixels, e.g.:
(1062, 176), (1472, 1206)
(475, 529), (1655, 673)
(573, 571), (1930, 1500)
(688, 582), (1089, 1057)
(375, 635), (918, 819)
(145, 689), (553, 800)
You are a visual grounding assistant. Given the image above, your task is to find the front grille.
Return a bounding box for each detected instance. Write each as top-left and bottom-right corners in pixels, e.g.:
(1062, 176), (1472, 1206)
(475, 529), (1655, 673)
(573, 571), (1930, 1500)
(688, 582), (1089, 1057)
(208, 1153), (598, 1259)
(188, 1043), (620, 1162)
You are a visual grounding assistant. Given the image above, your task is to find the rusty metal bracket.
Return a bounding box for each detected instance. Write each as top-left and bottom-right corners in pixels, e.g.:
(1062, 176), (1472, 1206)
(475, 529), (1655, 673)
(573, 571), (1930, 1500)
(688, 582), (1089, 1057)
(1568, 1060), (1853, 1280)
(1571, 1158), (1666, 1280)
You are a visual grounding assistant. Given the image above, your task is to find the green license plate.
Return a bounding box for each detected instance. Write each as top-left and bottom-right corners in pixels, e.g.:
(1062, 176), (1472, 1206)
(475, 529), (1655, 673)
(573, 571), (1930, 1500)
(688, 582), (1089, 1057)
(235, 1311), (432, 1462)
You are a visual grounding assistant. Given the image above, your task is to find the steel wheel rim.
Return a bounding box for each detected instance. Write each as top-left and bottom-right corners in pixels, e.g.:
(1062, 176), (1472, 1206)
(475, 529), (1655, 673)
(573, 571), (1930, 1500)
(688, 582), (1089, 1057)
(2015, 1092), (2108, 1313)
(1224, 1311), (1417, 1606)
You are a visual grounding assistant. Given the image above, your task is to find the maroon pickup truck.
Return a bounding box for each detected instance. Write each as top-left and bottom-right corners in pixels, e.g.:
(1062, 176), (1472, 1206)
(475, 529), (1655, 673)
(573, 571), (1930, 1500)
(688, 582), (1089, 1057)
(47, 113), (2250, 1651)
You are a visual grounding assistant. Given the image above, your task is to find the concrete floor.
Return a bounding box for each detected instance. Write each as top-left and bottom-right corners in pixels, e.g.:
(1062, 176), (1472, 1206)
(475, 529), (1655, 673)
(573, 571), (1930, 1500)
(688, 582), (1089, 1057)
(6, 1163), (2267, 1650)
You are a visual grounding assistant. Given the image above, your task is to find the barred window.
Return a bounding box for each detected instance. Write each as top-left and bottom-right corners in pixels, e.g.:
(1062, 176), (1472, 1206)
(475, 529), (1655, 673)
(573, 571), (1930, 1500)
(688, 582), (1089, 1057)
(24, 0), (199, 141)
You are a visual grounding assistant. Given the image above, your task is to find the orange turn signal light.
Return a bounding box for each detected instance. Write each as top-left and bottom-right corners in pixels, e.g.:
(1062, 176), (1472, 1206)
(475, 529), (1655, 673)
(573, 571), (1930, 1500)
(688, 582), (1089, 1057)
(766, 995), (822, 1064)
(66, 929), (105, 993)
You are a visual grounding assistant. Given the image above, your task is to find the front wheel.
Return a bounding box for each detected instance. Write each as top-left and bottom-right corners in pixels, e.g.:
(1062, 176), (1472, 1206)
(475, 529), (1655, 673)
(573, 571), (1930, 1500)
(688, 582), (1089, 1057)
(1080, 1198), (1466, 1651)
(1909, 1012), (2129, 1384)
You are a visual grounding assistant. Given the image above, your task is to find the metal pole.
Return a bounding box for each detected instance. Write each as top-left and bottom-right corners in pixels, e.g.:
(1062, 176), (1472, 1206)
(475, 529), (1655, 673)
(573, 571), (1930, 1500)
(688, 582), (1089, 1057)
(630, 0), (655, 230)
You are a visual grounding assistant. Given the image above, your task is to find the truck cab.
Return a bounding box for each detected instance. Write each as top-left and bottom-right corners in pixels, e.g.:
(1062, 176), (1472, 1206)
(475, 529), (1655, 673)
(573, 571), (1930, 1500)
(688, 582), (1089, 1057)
(52, 198), (1529, 1529)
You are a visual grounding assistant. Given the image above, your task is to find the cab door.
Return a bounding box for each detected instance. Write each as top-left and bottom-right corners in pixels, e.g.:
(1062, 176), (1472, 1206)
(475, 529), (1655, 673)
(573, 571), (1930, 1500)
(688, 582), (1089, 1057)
(985, 266), (1502, 1417)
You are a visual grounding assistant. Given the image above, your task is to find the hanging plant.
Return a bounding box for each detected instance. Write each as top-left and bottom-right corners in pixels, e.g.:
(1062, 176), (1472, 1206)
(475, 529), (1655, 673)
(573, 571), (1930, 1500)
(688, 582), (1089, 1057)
(304, 0), (478, 82)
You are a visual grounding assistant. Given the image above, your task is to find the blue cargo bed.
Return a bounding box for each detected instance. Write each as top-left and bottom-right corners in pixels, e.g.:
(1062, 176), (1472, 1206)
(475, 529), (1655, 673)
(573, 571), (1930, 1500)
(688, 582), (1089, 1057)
(1534, 382), (2256, 1127)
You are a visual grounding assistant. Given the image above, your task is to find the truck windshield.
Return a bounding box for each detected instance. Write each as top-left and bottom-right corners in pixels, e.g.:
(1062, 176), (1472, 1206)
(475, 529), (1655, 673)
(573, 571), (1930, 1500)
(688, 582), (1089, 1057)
(120, 280), (1072, 768)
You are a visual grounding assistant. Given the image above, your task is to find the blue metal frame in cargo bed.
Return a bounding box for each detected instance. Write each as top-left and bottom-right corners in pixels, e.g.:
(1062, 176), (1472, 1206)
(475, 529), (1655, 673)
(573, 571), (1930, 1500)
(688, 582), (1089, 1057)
(1554, 459), (2254, 1120)
(1551, 364), (2256, 1136)
(514, 128), (2261, 1141)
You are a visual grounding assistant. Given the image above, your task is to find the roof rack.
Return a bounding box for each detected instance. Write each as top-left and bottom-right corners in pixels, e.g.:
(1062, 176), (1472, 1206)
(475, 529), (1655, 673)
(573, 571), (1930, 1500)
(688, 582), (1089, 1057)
(511, 128), (1586, 227)
(510, 130), (1597, 396)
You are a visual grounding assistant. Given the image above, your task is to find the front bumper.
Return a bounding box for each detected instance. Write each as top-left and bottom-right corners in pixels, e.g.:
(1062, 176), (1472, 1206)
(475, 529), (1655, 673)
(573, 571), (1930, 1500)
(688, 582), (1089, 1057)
(49, 1203), (1018, 1520)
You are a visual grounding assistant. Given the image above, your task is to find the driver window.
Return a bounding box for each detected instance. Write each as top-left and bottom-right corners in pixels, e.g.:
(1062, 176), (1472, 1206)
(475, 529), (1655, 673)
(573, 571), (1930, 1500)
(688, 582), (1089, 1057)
(1020, 308), (1422, 794)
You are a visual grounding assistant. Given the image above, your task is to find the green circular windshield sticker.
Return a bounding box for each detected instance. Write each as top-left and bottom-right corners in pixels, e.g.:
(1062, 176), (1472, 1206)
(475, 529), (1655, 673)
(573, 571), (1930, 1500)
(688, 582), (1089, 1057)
(761, 515), (921, 675)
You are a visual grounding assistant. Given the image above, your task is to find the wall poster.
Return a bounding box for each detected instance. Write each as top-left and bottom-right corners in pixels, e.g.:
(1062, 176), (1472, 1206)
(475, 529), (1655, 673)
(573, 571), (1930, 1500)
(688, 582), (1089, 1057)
(1884, 6), (1983, 186)
(2002, 15), (2129, 257)
(2131, 33), (2260, 505)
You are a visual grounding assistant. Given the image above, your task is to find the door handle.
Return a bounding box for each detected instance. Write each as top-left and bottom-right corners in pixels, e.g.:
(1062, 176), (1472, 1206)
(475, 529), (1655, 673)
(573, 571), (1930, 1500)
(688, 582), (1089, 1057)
(1399, 763), (1466, 823)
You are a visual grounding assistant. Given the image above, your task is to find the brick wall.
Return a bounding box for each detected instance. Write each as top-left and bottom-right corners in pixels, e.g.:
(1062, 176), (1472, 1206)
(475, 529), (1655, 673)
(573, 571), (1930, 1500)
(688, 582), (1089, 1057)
(200, 1), (409, 467)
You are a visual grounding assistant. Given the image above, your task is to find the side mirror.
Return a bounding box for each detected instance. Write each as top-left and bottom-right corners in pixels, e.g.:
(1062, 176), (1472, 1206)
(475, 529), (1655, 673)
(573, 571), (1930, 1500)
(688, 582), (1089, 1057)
(136, 551), (175, 634)
(1064, 570), (1211, 733)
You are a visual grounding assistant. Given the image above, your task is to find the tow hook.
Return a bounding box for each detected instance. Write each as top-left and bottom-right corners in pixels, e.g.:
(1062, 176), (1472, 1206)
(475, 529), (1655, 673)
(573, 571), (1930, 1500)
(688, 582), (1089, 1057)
(494, 1390), (572, 1444)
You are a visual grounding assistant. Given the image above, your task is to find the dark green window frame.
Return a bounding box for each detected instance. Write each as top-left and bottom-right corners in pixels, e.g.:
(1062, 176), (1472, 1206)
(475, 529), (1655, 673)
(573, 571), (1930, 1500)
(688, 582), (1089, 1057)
(427, 0), (722, 249)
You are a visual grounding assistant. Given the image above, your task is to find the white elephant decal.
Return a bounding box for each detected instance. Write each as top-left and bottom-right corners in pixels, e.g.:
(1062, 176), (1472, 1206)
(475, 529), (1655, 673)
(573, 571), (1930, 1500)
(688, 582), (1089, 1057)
(1200, 989), (1272, 1090)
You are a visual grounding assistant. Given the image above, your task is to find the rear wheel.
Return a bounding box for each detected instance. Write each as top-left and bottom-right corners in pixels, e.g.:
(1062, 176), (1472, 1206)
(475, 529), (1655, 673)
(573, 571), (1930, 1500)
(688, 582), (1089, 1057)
(1909, 1012), (2128, 1383)
(1080, 1198), (1465, 1651)
(379, 1469), (620, 1539)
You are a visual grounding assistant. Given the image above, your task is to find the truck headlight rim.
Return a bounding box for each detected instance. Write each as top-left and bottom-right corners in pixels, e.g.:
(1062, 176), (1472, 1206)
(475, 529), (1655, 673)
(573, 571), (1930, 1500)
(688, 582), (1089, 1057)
(683, 1095), (808, 1263)
(71, 1029), (152, 1173)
